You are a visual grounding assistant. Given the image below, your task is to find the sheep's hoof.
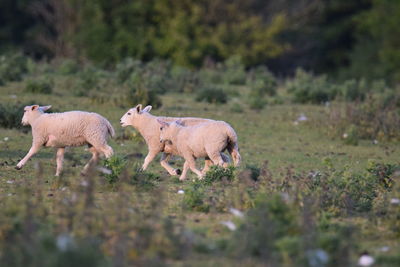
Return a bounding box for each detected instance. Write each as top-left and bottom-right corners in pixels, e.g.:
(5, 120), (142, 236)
(175, 169), (182, 175)
(15, 166), (21, 170)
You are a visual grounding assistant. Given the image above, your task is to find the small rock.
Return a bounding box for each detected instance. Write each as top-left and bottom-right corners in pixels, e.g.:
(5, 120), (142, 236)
(390, 198), (400, 205)
(177, 189), (184, 194)
(220, 221), (236, 231)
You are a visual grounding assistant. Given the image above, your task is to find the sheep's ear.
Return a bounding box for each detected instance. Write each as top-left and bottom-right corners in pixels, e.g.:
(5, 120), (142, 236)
(157, 119), (169, 127)
(135, 104), (143, 113)
(142, 105), (152, 113)
(40, 105), (52, 112)
(31, 105), (39, 111)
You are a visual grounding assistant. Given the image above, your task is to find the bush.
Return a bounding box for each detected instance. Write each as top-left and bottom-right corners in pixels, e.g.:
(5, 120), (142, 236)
(101, 156), (127, 184)
(25, 78), (53, 94)
(115, 58), (143, 84)
(0, 103), (26, 129)
(127, 82), (162, 108)
(221, 56), (247, 85)
(248, 96), (267, 110)
(328, 93), (400, 141)
(57, 59), (80, 75)
(286, 69), (336, 104)
(196, 86), (228, 104)
(130, 165), (160, 190)
(182, 182), (210, 212)
(0, 52), (28, 84)
(202, 166), (235, 185)
(247, 66), (277, 96)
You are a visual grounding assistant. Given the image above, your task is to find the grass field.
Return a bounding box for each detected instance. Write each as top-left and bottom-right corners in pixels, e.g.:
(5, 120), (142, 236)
(0, 67), (400, 266)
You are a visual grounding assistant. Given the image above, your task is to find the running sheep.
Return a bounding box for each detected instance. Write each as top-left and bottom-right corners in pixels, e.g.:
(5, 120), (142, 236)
(15, 105), (115, 176)
(158, 119), (241, 181)
(120, 104), (229, 175)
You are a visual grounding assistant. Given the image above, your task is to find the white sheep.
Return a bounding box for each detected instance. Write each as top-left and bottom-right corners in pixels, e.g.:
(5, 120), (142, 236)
(16, 105), (115, 176)
(158, 119), (241, 180)
(120, 104), (229, 175)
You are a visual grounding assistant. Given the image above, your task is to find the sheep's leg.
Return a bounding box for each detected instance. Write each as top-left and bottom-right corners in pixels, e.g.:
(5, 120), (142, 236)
(98, 144), (113, 158)
(185, 156), (203, 179)
(179, 161), (190, 181)
(15, 143), (41, 170)
(207, 150), (225, 167)
(82, 147), (99, 175)
(202, 157), (213, 174)
(55, 147), (65, 176)
(141, 150), (158, 171)
(160, 153), (181, 175)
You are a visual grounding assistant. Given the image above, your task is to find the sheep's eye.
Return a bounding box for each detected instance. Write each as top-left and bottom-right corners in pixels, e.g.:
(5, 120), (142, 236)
(160, 127), (163, 130)
(127, 113), (131, 115)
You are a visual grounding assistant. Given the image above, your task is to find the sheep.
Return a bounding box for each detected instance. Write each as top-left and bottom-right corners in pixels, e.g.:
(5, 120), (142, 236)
(120, 104), (230, 175)
(15, 105), (115, 176)
(158, 119), (241, 181)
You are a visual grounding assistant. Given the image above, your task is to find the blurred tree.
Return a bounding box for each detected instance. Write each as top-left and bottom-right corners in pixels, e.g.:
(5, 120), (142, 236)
(348, 0), (400, 82)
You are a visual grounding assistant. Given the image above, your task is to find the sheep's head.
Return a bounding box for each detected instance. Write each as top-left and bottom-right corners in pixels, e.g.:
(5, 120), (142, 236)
(120, 104), (152, 127)
(21, 105), (52, 126)
(158, 119), (183, 144)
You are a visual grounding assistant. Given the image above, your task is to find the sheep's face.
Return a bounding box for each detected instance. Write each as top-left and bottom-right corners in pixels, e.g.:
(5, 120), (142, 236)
(158, 120), (182, 144)
(120, 104), (152, 127)
(21, 105), (51, 126)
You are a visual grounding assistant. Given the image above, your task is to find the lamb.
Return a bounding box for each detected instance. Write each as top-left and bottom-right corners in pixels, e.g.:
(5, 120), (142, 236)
(158, 119), (241, 181)
(15, 105), (115, 176)
(120, 104), (230, 175)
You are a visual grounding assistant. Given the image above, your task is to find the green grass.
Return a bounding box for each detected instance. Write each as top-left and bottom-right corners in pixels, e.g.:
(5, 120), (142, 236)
(1, 77), (399, 266)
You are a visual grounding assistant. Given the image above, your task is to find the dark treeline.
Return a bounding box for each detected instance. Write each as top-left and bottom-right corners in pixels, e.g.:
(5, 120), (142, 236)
(1, 0), (399, 81)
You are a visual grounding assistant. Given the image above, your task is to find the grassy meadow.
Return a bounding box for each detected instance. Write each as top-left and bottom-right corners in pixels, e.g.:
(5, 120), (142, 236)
(0, 56), (399, 266)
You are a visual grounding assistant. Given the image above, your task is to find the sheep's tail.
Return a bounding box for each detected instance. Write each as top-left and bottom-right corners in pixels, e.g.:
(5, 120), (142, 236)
(226, 126), (241, 167)
(105, 119), (115, 138)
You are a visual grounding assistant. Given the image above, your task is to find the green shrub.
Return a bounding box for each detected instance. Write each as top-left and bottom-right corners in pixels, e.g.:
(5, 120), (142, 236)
(182, 183), (210, 212)
(57, 59), (80, 75)
(101, 156), (127, 184)
(130, 165), (159, 190)
(342, 125), (359, 146)
(127, 82), (162, 108)
(248, 96), (267, 110)
(0, 52), (28, 83)
(196, 87), (228, 104)
(115, 57), (143, 84)
(247, 66), (277, 96)
(202, 166), (235, 185)
(170, 66), (199, 93)
(230, 103), (244, 113)
(221, 56), (247, 85)
(328, 93), (400, 141)
(286, 69), (336, 104)
(25, 78), (53, 94)
(0, 103), (27, 129)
